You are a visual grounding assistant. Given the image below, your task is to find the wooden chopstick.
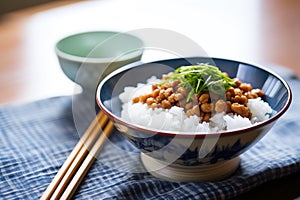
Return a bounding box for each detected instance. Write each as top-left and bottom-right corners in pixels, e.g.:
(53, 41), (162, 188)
(40, 111), (113, 200)
(61, 121), (114, 199)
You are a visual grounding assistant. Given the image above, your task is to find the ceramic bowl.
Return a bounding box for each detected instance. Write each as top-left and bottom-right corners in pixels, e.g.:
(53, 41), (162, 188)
(55, 31), (144, 89)
(96, 57), (292, 182)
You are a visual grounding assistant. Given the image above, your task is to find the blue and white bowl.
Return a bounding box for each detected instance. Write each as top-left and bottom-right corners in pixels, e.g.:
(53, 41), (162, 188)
(96, 57), (292, 182)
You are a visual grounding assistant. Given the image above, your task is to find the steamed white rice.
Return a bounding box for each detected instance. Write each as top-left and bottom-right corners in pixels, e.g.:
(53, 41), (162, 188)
(119, 77), (273, 133)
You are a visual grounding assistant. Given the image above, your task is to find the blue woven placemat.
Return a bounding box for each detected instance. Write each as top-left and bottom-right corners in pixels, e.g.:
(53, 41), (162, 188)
(1, 68), (300, 200)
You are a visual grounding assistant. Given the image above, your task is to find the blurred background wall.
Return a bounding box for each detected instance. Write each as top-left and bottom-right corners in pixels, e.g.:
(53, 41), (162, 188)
(0, 0), (58, 15)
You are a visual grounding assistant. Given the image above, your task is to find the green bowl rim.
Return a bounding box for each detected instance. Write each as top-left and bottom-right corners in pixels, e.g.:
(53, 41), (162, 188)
(55, 31), (144, 63)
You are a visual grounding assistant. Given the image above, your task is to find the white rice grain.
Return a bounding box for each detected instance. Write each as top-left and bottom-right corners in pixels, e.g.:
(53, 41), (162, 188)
(247, 98), (273, 123)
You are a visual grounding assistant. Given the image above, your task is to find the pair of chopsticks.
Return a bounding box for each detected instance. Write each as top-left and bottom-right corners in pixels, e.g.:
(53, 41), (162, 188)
(40, 112), (114, 200)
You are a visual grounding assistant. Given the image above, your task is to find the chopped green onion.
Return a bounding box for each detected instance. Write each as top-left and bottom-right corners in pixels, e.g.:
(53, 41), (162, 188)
(159, 63), (235, 102)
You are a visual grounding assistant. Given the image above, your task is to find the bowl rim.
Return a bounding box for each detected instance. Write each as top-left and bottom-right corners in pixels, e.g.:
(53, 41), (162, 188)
(55, 31), (144, 63)
(96, 57), (292, 138)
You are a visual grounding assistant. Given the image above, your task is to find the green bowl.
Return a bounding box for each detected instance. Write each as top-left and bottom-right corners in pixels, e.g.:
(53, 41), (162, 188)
(55, 31), (144, 85)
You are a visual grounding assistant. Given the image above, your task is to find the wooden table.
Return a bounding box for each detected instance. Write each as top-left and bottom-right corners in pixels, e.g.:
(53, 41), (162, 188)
(0, 0), (299, 199)
(1, 0), (300, 106)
